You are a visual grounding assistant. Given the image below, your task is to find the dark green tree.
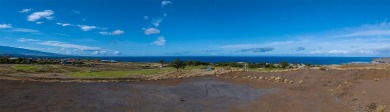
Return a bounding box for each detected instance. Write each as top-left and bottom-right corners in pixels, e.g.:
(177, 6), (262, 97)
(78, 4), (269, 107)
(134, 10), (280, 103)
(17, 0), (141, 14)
(170, 59), (186, 70)
(159, 60), (165, 66)
(280, 61), (289, 68)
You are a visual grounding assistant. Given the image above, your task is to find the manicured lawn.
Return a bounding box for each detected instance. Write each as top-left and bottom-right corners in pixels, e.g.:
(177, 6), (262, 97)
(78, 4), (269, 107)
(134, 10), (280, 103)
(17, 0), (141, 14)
(69, 68), (174, 78)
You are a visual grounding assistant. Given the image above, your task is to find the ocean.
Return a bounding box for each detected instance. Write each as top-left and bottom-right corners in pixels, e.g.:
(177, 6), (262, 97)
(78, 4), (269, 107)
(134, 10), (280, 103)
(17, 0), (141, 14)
(90, 56), (377, 65)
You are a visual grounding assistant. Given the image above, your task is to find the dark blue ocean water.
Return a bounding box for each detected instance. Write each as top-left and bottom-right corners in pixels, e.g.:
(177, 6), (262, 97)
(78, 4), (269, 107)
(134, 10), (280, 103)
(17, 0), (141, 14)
(91, 56), (377, 65)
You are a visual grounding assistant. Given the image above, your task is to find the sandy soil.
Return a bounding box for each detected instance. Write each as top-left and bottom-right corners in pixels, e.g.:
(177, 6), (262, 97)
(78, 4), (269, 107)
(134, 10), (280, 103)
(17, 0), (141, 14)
(1, 65), (390, 112)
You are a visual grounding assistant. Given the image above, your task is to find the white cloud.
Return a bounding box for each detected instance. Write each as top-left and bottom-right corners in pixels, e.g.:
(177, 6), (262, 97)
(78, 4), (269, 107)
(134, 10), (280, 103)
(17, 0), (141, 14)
(99, 30), (124, 36)
(162, 1), (173, 7)
(336, 20), (390, 38)
(18, 38), (40, 42)
(112, 30), (124, 35)
(54, 33), (71, 36)
(36, 22), (44, 24)
(39, 41), (104, 51)
(27, 10), (54, 22)
(72, 10), (80, 14)
(328, 50), (349, 54)
(310, 49), (374, 55)
(338, 30), (390, 37)
(152, 36), (166, 46)
(113, 51), (121, 55)
(144, 16), (149, 20)
(56, 23), (72, 26)
(144, 28), (160, 35)
(0, 24), (12, 29)
(92, 51), (107, 55)
(19, 8), (32, 13)
(152, 18), (163, 27)
(11, 28), (39, 33)
(99, 32), (109, 35)
(77, 25), (97, 31)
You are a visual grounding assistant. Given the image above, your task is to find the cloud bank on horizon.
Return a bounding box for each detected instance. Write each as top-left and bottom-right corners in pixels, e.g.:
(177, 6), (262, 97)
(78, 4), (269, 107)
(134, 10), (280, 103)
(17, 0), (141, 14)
(1, 0), (390, 56)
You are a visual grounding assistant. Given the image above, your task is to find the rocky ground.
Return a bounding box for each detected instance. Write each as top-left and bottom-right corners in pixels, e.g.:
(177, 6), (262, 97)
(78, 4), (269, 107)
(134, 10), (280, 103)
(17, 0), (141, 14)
(0, 64), (389, 112)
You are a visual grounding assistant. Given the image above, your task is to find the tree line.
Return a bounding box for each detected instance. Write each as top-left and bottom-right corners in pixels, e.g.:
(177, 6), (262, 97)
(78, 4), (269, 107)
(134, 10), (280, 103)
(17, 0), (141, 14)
(165, 59), (298, 70)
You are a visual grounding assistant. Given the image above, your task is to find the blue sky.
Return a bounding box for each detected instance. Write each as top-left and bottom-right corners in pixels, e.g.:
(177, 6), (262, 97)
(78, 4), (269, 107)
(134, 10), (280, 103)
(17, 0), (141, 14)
(1, 0), (390, 56)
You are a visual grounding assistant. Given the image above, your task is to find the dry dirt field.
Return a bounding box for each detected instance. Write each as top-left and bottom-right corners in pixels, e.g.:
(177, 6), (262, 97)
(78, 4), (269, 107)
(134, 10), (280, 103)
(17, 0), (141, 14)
(0, 64), (389, 112)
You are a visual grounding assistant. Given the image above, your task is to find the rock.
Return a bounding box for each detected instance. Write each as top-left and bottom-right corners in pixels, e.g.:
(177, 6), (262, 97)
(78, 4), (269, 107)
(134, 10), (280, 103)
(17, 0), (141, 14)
(299, 80), (304, 84)
(373, 78), (379, 81)
(258, 76), (263, 80)
(289, 80), (294, 83)
(275, 77), (282, 81)
(283, 79), (289, 83)
(270, 76), (276, 80)
(361, 91), (366, 95)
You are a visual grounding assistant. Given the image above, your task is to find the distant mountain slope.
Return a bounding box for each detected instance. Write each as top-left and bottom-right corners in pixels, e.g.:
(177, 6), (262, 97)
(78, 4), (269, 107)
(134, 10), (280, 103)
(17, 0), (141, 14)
(0, 46), (65, 57)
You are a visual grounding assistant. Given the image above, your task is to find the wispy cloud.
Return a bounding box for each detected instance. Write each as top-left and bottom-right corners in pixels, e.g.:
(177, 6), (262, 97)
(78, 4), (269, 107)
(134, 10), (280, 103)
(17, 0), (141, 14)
(0, 24), (12, 29)
(10, 28), (40, 33)
(77, 25), (97, 31)
(92, 51), (107, 55)
(201, 50), (223, 53)
(72, 9), (80, 14)
(18, 38), (105, 51)
(152, 18), (163, 27)
(54, 33), (71, 36)
(18, 38), (40, 42)
(236, 48), (275, 53)
(151, 36), (166, 46)
(335, 20), (390, 38)
(294, 47), (305, 51)
(56, 23), (72, 27)
(27, 10), (54, 22)
(310, 50), (374, 55)
(99, 30), (124, 35)
(113, 51), (121, 55)
(39, 41), (104, 51)
(144, 28), (160, 35)
(36, 22), (44, 24)
(162, 1), (173, 7)
(165, 51), (190, 55)
(19, 8), (32, 13)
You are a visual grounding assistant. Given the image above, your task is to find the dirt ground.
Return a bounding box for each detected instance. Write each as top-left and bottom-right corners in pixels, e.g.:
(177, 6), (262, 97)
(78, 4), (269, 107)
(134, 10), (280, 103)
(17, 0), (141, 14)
(1, 64), (389, 112)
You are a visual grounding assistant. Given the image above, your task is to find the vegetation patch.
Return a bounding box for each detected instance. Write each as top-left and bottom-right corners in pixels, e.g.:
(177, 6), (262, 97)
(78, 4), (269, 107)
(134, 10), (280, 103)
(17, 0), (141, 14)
(11, 65), (41, 71)
(69, 69), (174, 78)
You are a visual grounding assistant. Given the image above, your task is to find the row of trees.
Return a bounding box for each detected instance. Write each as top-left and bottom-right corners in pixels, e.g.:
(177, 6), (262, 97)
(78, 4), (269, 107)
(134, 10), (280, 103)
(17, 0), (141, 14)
(0, 56), (85, 64)
(0, 57), (31, 64)
(164, 59), (294, 70)
(247, 61), (290, 68)
(214, 62), (245, 67)
(163, 59), (210, 70)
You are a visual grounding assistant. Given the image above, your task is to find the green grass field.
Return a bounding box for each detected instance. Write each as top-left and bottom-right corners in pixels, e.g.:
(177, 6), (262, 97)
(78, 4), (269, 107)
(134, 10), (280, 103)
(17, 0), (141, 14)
(11, 65), (41, 71)
(69, 68), (174, 78)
